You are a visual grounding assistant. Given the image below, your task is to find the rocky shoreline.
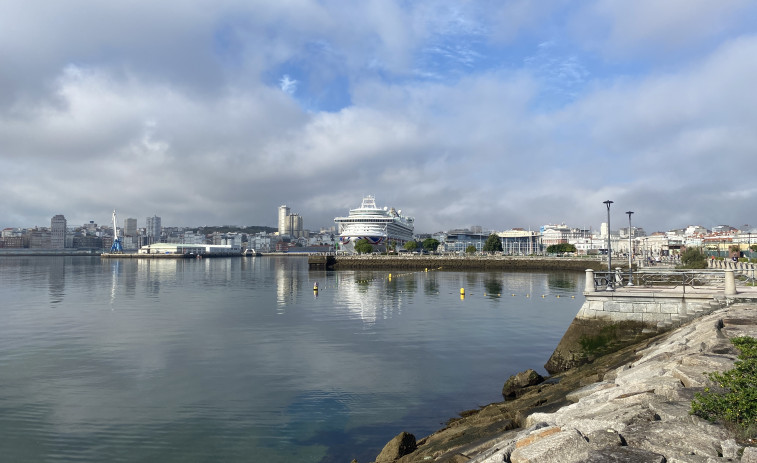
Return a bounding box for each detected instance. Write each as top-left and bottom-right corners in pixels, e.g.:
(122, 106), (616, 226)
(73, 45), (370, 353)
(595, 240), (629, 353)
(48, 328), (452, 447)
(363, 302), (757, 463)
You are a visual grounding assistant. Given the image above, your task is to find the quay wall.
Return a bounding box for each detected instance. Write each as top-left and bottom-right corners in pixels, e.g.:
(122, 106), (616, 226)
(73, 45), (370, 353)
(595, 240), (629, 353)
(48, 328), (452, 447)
(330, 255), (609, 271)
(0, 249), (100, 256)
(544, 292), (725, 374)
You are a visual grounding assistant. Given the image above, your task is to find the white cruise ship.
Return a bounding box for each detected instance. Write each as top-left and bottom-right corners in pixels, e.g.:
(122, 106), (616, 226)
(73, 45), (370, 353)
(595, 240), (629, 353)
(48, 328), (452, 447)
(334, 195), (415, 253)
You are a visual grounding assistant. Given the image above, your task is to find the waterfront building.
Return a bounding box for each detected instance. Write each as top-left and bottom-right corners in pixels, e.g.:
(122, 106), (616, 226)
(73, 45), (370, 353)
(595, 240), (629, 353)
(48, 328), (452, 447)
(496, 229), (541, 255)
(137, 243), (241, 255)
(51, 215), (66, 249)
(182, 231), (207, 245)
(278, 205), (290, 234)
(441, 229), (488, 253)
(278, 205), (304, 238)
(29, 229), (52, 248)
(540, 224), (571, 246)
(146, 215), (161, 245)
(124, 218), (137, 237)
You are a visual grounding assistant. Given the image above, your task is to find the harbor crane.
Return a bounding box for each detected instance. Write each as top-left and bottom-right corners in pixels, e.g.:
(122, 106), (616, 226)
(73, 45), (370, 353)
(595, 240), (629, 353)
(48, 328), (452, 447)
(110, 210), (123, 253)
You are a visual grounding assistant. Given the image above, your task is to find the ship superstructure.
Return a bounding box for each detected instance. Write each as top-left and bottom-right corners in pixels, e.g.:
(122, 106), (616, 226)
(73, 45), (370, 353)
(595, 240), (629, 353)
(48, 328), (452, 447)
(334, 195), (414, 253)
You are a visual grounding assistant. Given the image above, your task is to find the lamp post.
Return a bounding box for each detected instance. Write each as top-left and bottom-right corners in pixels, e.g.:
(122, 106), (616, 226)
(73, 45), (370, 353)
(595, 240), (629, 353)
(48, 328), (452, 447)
(626, 211), (634, 286)
(603, 200), (614, 290)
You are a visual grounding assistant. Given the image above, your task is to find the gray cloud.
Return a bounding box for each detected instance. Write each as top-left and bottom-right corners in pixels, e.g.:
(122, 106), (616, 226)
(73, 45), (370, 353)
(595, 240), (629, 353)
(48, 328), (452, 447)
(1, 1), (756, 234)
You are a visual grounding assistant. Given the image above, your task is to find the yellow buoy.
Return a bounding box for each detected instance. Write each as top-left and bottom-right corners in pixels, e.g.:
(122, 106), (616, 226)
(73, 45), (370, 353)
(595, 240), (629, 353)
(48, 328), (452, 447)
(460, 287), (465, 295)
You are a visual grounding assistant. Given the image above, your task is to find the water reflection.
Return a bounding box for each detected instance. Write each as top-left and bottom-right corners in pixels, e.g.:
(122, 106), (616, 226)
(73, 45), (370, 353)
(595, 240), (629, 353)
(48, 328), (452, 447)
(547, 272), (578, 291)
(483, 276), (503, 298)
(48, 257), (65, 304)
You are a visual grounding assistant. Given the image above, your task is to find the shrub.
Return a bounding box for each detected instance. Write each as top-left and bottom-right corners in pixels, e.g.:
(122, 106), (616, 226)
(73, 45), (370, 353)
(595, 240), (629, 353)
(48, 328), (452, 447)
(691, 336), (757, 440)
(679, 247), (708, 269)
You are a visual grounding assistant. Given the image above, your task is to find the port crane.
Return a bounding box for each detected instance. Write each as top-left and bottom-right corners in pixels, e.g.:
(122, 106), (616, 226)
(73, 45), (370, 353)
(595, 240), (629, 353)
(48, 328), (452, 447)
(110, 209), (123, 253)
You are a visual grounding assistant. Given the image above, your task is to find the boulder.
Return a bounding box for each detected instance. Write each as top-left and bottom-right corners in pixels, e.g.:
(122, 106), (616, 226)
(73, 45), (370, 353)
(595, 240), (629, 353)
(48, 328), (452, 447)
(510, 428), (590, 463)
(582, 446), (665, 462)
(375, 432), (416, 463)
(503, 369), (545, 399)
(743, 446), (757, 463)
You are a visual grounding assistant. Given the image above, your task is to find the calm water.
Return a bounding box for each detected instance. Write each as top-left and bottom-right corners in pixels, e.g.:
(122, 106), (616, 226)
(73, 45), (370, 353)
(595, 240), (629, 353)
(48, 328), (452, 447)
(0, 256), (584, 462)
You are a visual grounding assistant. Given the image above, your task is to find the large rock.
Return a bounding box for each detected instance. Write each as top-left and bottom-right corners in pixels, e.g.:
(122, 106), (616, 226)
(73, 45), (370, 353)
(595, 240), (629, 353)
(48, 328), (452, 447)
(375, 432), (416, 463)
(510, 428), (590, 463)
(620, 420), (730, 458)
(582, 446), (665, 462)
(502, 369), (544, 399)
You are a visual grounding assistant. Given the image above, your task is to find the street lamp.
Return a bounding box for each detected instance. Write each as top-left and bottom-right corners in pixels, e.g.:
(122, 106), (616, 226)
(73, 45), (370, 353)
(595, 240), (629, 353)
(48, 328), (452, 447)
(626, 211), (634, 286)
(604, 200), (614, 290)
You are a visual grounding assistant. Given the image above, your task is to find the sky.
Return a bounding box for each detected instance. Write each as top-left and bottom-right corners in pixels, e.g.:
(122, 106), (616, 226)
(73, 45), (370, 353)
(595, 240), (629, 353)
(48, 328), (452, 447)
(2, 0), (757, 234)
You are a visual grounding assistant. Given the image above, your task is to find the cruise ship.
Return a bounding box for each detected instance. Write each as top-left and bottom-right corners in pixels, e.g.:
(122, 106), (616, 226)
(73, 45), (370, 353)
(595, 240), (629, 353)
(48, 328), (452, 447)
(334, 196), (415, 253)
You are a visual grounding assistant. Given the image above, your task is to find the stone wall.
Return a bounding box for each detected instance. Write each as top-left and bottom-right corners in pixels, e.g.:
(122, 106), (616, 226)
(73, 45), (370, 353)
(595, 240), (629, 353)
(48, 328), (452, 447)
(331, 256), (608, 271)
(544, 293), (725, 374)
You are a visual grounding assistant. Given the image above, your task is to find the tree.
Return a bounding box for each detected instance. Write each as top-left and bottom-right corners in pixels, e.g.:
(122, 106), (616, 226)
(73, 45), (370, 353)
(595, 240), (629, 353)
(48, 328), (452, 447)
(404, 240), (418, 252)
(465, 245), (477, 254)
(547, 243), (577, 254)
(422, 238), (440, 253)
(388, 240), (397, 253)
(354, 239), (374, 254)
(482, 234), (503, 252)
(679, 247), (708, 269)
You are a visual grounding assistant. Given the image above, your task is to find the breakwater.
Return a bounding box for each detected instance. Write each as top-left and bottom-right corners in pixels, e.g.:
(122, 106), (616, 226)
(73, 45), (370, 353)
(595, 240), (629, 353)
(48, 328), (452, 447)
(324, 255), (609, 271)
(369, 302), (757, 463)
(366, 273), (757, 463)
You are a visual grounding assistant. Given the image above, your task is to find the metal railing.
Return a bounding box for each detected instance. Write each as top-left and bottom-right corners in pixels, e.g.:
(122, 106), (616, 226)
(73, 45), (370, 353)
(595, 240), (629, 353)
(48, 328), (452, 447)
(592, 269), (726, 292)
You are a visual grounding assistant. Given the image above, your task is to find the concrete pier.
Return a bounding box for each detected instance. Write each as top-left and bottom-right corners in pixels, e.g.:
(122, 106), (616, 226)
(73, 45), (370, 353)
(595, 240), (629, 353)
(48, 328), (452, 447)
(545, 269), (757, 373)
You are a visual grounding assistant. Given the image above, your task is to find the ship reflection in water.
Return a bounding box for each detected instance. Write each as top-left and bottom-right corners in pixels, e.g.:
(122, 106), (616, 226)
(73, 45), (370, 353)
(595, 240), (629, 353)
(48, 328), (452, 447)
(0, 256), (585, 463)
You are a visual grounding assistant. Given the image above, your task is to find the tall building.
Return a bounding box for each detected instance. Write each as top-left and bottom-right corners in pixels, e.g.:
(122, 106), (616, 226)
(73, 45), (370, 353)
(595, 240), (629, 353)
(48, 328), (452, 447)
(146, 215), (161, 244)
(51, 214), (66, 249)
(278, 205), (290, 235)
(278, 205), (304, 238)
(124, 218), (137, 237)
(286, 213), (304, 238)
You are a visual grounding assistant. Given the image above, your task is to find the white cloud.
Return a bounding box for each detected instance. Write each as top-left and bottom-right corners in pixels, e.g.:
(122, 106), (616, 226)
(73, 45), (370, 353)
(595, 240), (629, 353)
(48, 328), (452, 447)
(279, 74), (298, 94)
(1, 0), (756, 234)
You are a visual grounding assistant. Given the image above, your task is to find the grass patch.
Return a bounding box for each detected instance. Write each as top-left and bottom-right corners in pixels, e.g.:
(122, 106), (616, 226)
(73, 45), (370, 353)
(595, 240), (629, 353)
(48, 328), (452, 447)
(691, 336), (757, 442)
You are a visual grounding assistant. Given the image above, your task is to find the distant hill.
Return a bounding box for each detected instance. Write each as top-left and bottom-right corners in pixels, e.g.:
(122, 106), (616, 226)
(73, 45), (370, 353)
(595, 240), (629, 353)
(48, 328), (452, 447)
(191, 225), (278, 235)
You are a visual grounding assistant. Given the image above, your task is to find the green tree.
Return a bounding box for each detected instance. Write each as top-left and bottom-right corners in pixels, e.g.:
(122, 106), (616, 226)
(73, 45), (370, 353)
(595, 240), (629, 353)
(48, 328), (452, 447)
(465, 245), (477, 254)
(679, 247), (708, 269)
(388, 240), (397, 253)
(354, 239), (374, 254)
(482, 234), (503, 252)
(422, 238), (440, 252)
(404, 240), (418, 252)
(750, 244), (757, 253)
(547, 243), (577, 254)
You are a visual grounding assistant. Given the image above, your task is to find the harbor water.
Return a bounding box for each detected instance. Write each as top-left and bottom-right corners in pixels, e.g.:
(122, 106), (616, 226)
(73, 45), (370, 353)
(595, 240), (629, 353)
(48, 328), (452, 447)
(0, 256), (584, 462)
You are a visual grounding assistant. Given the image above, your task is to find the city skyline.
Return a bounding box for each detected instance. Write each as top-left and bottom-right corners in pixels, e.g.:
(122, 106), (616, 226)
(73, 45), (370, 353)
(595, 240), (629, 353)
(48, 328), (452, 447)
(1, 2), (756, 232)
(2, 210), (753, 238)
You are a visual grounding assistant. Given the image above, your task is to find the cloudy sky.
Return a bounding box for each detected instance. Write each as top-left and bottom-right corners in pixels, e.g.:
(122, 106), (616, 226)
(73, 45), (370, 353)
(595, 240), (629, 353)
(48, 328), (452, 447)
(2, 1), (756, 233)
